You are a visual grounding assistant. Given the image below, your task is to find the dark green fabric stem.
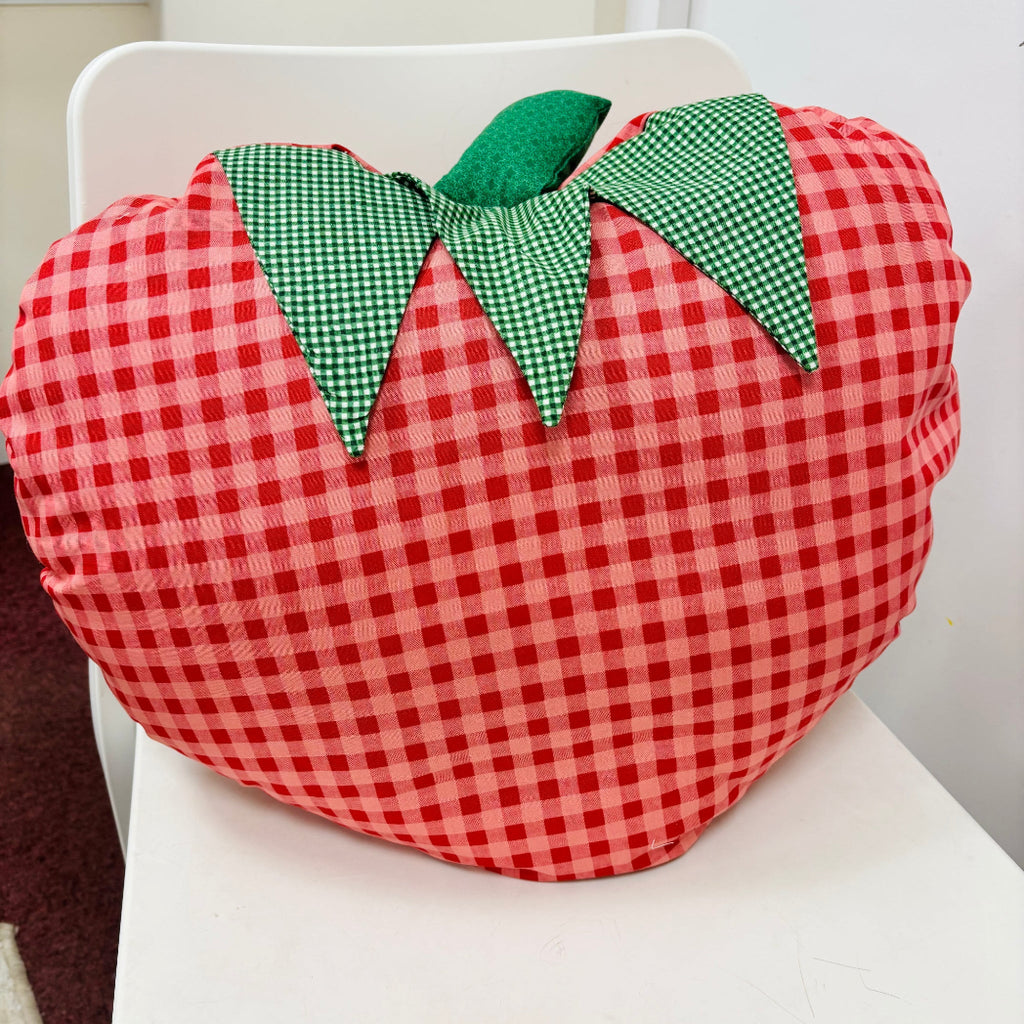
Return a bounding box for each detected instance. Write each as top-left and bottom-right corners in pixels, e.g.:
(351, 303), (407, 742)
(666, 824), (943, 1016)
(434, 90), (611, 208)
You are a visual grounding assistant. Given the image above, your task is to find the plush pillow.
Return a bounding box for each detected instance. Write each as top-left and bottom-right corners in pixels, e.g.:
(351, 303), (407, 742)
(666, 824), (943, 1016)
(0, 92), (970, 881)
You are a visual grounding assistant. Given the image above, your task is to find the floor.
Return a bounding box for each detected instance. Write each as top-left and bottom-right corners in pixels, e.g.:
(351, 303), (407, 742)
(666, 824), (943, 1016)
(0, 463), (124, 1023)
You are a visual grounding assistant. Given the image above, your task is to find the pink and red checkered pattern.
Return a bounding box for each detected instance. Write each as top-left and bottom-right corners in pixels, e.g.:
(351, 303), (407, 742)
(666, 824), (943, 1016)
(0, 103), (970, 880)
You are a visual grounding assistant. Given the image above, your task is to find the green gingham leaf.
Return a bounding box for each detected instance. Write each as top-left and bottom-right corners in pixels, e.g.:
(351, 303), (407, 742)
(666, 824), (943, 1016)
(391, 172), (592, 426)
(580, 92), (817, 371)
(215, 93), (817, 459)
(215, 144), (435, 458)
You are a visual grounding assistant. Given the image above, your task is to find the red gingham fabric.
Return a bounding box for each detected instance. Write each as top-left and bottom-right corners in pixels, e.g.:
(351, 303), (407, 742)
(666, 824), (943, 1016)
(0, 103), (970, 881)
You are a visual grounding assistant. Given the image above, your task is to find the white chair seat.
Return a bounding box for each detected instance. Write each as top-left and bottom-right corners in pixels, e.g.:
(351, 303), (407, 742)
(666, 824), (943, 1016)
(113, 691), (1024, 1023)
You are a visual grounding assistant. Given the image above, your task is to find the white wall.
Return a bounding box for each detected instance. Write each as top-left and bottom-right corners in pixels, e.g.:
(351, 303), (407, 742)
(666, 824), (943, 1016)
(156, 0), (613, 45)
(693, 0), (1024, 865)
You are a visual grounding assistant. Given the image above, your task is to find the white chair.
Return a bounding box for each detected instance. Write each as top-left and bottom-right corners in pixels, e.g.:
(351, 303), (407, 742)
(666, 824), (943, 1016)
(70, 33), (1024, 1024)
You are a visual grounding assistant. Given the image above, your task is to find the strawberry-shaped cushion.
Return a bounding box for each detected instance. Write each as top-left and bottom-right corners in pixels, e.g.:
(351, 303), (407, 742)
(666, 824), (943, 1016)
(0, 93), (969, 881)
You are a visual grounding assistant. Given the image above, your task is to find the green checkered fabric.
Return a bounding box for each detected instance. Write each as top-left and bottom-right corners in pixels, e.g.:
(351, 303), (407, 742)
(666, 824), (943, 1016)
(580, 93), (817, 373)
(217, 92), (816, 458)
(215, 145), (435, 457)
(393, 171), (593, 428)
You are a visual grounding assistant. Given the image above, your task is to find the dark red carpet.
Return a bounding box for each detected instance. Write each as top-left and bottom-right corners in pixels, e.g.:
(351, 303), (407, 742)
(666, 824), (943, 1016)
(0, 463), (123, 1023)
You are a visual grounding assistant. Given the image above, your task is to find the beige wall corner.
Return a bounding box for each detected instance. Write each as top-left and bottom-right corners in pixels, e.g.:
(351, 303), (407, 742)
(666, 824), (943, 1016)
(595, 0), (627, 34)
